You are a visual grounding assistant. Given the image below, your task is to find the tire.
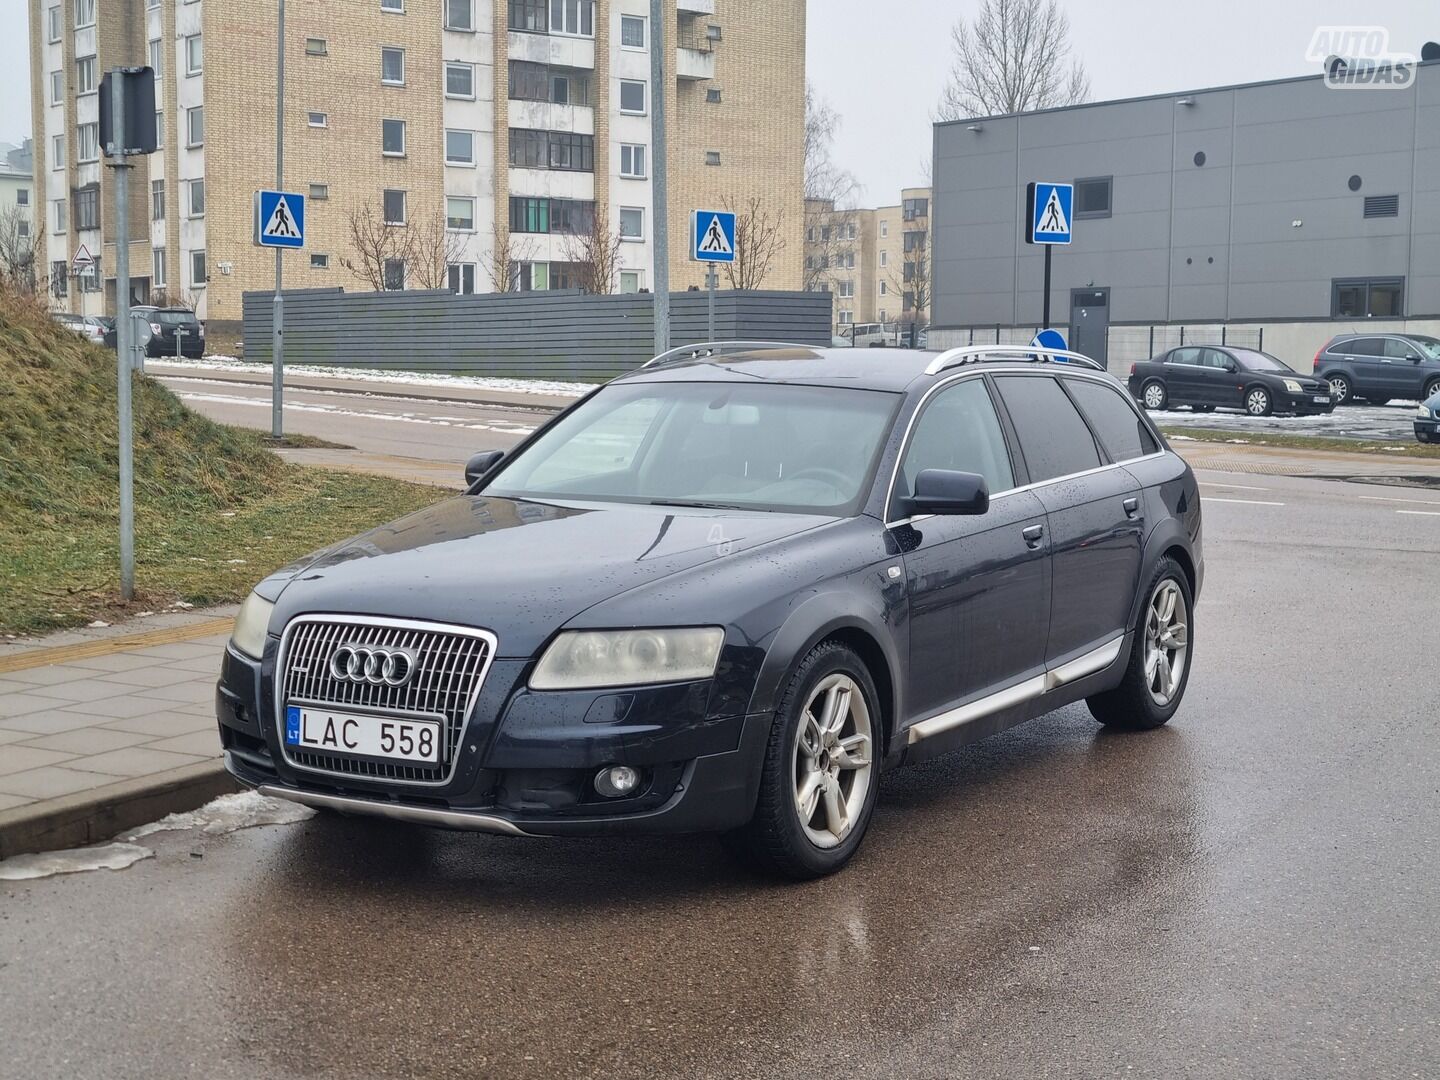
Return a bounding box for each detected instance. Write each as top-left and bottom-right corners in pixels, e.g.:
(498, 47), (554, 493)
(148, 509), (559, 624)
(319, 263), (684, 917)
(724, 641), (881, 879)
(1425, 377), (1440, 402)
(1326, 374), (1352, 405)
(1087, 557), (1194, 731)
(1244, 386), (1272, 416)
(1141, 380), (1168, 411)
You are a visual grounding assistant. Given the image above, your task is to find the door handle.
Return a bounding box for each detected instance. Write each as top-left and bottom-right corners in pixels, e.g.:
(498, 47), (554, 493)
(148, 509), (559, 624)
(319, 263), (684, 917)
(1022, 523), (1045, 548)
(1123, 496), (1140, 518)
(1381, 359), (1393, 364)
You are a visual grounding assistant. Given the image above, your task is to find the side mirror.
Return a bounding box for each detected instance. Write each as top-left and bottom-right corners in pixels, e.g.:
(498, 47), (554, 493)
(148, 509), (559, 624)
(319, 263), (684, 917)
(911, 469), (989, 516)
(1223, 359), (1239, 373)
(464, 449), (505, 489)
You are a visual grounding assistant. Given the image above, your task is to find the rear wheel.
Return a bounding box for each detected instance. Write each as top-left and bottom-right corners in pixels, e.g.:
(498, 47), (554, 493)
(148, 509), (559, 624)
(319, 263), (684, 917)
(1327, 374), (1352, 405)
(1245, 386), (1272, 416)
(1088, 557), (1193, 731)
(1141, 380), (1168, 411)
(725, 642), (880, 879)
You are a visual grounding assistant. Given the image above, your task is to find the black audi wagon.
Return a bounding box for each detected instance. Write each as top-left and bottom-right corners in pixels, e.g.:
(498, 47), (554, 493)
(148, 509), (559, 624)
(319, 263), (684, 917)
(217, 343), (1203, 878)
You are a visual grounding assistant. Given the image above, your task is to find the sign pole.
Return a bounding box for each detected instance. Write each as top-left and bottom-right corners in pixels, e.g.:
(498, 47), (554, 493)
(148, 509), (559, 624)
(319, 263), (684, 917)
(1042, 244), (1052, 330)
(648, 0), (669, 354)
(107, 72), (135, 602)
(271, 0), (285, 439)
(706, 267), (716, 340)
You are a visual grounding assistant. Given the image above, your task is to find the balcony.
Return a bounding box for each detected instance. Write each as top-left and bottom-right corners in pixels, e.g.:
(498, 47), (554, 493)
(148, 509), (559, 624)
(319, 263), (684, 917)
(507, 30), (595, 71)
(509, 100), (594, 136)
(676, 27), (715, 81)
(677, 0), (716, 12)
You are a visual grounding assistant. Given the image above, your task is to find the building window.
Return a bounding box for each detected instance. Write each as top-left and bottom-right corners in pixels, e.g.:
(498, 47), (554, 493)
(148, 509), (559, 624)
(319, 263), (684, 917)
(619, 270), (641, 293)
(1332, 277), (1404, 318)
(1363, 194), (1399, 218)
(447, 0), (475, 31)
(381, 0), (403, 10)
(838, 311), (852, 324)
(186, 106), (204, 147)
(619, 80), (646, 114)
(903, 231), (926, 253)
(305, 38), (328, 56)
(149, 39), (163, 78)
(706, 87), (722, 103)
(508, 62), (590, 105)
(187, 178), (205, 217)
(152, 247), (166, 287)
(510, 196), (549, 233)
(54, 199), (68, 232)
(508, 128), (593, 172)
(448, 262), (476, 294)
(47, 5), (60, 42)
(73, 0), (95, 29)
(75, 56), (97, 96)
(76, 123), (99, 163)
(1073, 176), (1111, 219)
(382, 118), (406, 156)
(619, 143), (646, 178)
(507, 0), (545, 32)
(445, 61), (475, 98)
(190, 249), (207, 287)
(16, 189), (27, 207)
(50, 70), (63, 105)
(383, 258), (405, 290)
(155, 112), (164, 147)
(902, 197), (929, 220)
(880, 221), (888, 237)
(309, 183), (329, 200)
(311, 253), (330, 268)
(620, 14), (645, 48)
(445, 129), (475, 165)
(52, 134), (65, 169)
(508, 196), (594, 235)
(704, 150), (721, 166)
(185, 34), (203, 76)
(879, 280), (887, 295)
(619, 206), (643, 240)
(152, 179), (164, 220)
(446, 196), (476, 231)
(50, 262), (68, 297)
(73, 185), (99, 230)
(382, 188), (406, 225)
(846, 223), (856, 240)
(837, 280), (854, 298)
(381, 46), (405, 85)
(308, 111), (327, 127)
(551, 0), (594, 37)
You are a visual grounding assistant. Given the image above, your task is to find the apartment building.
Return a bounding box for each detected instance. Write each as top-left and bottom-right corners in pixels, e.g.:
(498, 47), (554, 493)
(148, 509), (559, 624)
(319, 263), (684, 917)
(0, 141), (36, 288)
(804, 185), (930, 338)
(28, 0), (805, 334)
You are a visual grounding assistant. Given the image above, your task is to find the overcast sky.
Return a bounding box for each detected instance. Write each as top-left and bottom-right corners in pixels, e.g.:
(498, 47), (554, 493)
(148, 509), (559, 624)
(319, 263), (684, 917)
(1, 0), (1433, 194)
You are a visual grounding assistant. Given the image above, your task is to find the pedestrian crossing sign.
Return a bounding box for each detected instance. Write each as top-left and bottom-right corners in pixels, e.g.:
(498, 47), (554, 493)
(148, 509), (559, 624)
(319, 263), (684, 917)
(254, 189), (306, 248)
(1026, 182), (1073, 245)
(692, 210), (736, 263)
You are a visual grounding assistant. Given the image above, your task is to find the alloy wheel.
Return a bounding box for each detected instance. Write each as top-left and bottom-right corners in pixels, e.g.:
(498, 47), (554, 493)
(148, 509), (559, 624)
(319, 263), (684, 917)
(1246, 388), (1270, 416)
(793, 673), (873, 849)
(1143, 579), (1189, 707)
(1329, 376), (1350, 404)
(1143, 383), (1166, 410)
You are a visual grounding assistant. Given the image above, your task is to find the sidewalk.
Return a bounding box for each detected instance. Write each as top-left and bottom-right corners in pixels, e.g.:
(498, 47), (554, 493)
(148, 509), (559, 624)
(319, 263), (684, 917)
(0, 609), (239, 859)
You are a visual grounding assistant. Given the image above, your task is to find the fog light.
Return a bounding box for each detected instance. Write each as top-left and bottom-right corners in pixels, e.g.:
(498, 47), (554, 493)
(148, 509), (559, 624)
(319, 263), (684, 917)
(595, 765), (640, 798)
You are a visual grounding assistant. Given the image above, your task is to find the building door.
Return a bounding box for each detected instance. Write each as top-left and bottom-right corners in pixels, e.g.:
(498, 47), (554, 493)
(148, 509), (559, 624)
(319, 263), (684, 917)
(1069, 288), (1109, 369)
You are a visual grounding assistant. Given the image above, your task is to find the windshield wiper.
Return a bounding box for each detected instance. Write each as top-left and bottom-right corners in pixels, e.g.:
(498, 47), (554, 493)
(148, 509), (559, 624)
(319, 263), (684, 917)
(647, 498), (751, 511)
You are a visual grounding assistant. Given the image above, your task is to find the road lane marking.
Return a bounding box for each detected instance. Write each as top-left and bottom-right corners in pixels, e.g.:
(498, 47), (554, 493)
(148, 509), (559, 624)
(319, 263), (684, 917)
(1359, 494), (1440, 507)
(172, 391), (539, 436)
(1199, 481), (1271, 491)
(1396, 509), (1440, 516)
(1205, 497), (1285, 506)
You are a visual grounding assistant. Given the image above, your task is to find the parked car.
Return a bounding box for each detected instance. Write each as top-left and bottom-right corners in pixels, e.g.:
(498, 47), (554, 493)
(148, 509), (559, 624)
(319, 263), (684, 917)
(1313, 333), (1440, 406)
(52, 312), (108, 346)
(1129, 346), (1334, 416)
(103, 306), (206, 358)
(218, 343), (1203, 878)
(1415, 388), (1440, 444)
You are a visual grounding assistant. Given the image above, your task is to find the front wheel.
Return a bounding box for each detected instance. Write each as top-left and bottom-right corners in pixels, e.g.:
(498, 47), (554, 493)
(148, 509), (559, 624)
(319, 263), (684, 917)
(725, 641), (880, 879)
(1245, 386), (1272, 416)
(1141, 380), (1168, 411)
(1087, 557), (1193, 731)
(1424, 377), (1440, 402)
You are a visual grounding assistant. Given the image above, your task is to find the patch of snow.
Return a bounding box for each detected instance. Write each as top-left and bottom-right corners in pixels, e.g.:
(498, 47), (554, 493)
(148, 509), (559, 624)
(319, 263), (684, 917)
(120, 790), (315, 841)
(1167, 434), (1196, 441)
(156, 356), (593, 398)
(0, 842), (153, 880)
(87, 620), (109, 628)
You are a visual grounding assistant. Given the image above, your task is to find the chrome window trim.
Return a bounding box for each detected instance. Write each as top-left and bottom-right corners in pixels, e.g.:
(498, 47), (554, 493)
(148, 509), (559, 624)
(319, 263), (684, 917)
(881, 367), (1166, 529)
(273, 613), (499, 788)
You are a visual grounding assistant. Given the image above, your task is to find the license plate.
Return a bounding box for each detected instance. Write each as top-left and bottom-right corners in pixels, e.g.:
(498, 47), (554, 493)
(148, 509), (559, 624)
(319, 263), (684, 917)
(1313, 395), (1330, 403)
(285, 705), (442, 764)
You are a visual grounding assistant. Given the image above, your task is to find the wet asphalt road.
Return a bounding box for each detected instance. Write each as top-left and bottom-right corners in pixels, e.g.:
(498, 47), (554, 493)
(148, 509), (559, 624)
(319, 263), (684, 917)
(3, 477), (1439, 1078)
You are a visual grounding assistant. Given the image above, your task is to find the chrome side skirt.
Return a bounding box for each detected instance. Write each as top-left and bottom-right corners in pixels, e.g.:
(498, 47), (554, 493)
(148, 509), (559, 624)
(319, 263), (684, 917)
(257, 783), (530, 836)
(906, 635), (1125, 746)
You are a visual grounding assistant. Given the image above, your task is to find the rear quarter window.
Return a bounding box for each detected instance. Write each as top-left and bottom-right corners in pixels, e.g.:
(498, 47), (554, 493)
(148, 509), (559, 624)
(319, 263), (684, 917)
(993, 375), (1102, 483)
(1064, 378), (1159, 462)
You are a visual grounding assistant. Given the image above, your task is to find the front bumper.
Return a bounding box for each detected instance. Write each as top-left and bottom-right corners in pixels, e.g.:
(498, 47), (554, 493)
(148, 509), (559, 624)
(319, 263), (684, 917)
(1416, 417), (1439, 443)
(1276, 390), (1335, 415)
(217, 643), (771, 836)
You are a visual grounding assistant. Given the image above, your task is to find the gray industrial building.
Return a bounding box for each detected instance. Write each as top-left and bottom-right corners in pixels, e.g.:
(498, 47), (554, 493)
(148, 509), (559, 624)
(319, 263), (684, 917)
(930, 62), (1440, 367)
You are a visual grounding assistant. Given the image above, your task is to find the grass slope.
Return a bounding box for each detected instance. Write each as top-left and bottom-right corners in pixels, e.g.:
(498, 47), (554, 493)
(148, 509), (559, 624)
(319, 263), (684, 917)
(0, 290), (439, 635)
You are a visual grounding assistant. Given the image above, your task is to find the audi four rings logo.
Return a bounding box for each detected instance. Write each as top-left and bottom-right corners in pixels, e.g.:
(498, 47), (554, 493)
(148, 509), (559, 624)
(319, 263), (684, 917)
(329, 644), (418, 686)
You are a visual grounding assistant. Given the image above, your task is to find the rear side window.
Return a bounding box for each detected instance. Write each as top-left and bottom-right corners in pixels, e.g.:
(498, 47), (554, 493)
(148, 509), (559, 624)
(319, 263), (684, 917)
(899, 378), (1015, 497)
(1345, 338), (1383, 356)
(1168, 348), (1201, 366)
(993, 375), (1102, 483)
(1065, 379), (1159, 462)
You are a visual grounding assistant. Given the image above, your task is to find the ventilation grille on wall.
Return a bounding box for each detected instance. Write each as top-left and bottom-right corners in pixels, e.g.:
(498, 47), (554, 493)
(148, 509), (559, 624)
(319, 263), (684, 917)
(1363, 194), (1399, 218)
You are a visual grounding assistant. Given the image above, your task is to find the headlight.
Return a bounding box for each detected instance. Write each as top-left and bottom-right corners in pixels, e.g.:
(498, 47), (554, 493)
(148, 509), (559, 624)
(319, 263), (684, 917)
(530, 627), (724, 690)
(1418, 403), (1433, 418)
(230, 591), (276, 659)
(1283, 379), (1303, 393)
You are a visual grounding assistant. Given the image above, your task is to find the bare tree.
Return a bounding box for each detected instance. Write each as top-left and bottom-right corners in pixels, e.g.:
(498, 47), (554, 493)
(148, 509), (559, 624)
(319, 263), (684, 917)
(935, 0), (1090, 121)
(804, 82), (859, 206)
(0, 206), (39, 293)
(562, 206), (625, 294)
(340, 201), (412, 292)
(803, 198), (859, 294)
(407, 207), (466, 291)
(722, 196), (785, 291)
(886, 213), (933, 347)
(481, 223), (537, 293)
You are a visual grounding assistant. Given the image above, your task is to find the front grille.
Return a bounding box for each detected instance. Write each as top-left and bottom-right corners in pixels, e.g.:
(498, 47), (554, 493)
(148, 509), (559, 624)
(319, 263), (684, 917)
(277, 616), (496, 785)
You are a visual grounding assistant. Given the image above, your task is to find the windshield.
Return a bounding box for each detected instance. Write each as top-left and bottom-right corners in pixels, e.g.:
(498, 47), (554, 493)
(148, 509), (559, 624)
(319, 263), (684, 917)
(1233, 349), (1295, 373)
(485, 381), (901, 515)
(1408, 336), (1440, 359)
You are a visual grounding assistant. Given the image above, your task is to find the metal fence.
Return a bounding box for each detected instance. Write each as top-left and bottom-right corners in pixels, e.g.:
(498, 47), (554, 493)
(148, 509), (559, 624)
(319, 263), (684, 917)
(241, 287), (832, 380)
(931, 323), (1268, 367)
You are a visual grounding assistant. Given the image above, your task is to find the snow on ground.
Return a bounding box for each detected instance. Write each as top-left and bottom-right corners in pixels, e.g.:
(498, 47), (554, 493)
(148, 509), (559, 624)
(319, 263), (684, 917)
(150, 355), (592, 398)
(1150, 401), (1423, 442)
(0, 842), (153, 880)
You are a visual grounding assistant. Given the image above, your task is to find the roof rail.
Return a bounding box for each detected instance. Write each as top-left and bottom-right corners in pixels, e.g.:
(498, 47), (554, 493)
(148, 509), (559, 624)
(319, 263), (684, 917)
(924, 344), (1106, 376)
(641, 340), (816, 370)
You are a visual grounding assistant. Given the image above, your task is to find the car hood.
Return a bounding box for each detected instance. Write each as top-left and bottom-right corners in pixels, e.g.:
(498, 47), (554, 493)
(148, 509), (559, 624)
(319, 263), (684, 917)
(263, 495), (836, 657)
